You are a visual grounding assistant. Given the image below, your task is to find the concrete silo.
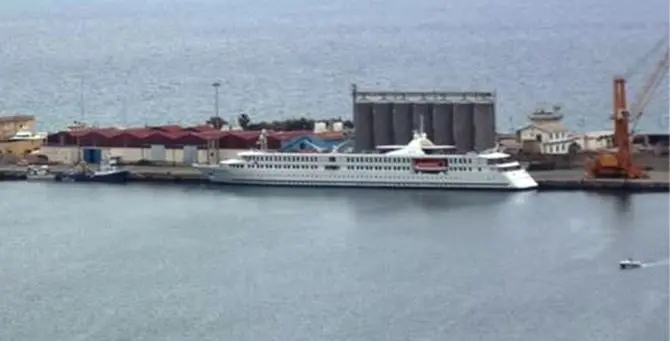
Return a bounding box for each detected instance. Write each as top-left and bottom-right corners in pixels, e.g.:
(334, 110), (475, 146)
(413, 102), (434, 140)
(372, 102), (394, 147)
(452, 101), (475, 152)
(354, 101), (375, 151)
(473, 101), (496, 151)
(432, 102), (454, 146)
(392, 102), (414, 145)
(351, 85), (496, 151)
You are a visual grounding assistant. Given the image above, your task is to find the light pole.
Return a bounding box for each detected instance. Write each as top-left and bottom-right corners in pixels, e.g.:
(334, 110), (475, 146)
(212, 81), (221, 118)
(211, 81), (222, 164)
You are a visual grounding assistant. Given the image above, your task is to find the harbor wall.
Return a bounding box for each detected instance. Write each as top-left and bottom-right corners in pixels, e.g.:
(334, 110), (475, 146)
(1, 164), (668, 192)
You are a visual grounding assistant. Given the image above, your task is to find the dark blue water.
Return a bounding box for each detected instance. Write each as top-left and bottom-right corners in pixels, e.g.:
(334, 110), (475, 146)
(0, 0), (667, 132)
(0, 182), (667, 340)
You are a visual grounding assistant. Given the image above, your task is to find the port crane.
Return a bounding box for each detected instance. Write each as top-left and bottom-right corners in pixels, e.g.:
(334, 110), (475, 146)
(585, 38), (669, 179)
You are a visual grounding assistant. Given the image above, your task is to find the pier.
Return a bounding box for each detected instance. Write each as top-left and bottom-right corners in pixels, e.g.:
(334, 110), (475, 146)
(1, 166), (668, 192)
(530, 170), (670, 192)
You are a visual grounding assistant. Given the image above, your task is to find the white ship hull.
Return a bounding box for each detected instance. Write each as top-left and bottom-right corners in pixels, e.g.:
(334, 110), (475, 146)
(194, 165), (537, 190)
(194, 132), (539, 191)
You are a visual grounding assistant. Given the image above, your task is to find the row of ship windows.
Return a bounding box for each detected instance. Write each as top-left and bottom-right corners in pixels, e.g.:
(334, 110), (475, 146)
(239, 175), (499, 180)
(243, 155), (475, 164)
(233, 164), (501, 172)
(344, 157), (474, 164)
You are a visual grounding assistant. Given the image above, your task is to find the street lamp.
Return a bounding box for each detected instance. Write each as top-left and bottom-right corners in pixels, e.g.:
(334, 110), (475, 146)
(212, 81), (221, 118)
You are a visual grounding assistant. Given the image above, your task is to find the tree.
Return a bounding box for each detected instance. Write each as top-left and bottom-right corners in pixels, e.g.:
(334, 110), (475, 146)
(206, 116), (227, 129)
(238, 113), (251, 130)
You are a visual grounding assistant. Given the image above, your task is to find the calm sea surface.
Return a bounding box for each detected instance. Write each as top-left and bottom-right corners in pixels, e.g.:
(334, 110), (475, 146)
(0, 1), (669, 340)
(0, 0), (667, 131)
(0, 182), (668, 340)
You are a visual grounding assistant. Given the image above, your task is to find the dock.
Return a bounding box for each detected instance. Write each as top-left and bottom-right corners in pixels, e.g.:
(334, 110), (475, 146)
(530, 170), (670, 192)
(0, 165), (204, 183)
(1, 165), (668, 192)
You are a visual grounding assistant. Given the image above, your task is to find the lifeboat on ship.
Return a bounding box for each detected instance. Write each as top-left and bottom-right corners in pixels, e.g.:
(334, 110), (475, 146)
(412, 158), (448, 172)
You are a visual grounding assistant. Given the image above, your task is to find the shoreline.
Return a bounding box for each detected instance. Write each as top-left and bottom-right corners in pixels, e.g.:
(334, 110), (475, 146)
(1, 165), (668, 192)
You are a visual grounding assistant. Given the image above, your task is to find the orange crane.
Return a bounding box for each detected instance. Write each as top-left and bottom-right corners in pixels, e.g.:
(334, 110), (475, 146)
(585, 39), (669, 179)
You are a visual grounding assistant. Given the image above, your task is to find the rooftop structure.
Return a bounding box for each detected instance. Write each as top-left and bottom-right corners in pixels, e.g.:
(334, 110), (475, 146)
(45, 124), (346, 150)
(528, 105), (564, 122)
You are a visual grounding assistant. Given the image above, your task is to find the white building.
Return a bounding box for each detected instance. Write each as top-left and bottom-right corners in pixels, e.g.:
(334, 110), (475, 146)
(515, 106), (582, 155)
(517, 122), (575, 154)
(572, 131), (614, 152)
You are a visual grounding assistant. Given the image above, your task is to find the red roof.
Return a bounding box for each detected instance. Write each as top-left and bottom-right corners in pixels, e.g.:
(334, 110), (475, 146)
(118, 128), (153, 138)
(121, 127), (153, 135)
(150, 124), (183, 133)
(69, 127), (119, 137)
(147, 130), (175, 137)
(194, 130), (230, 140)
(188, 125), (218, 132)
(230, 131), (263, 141)
(55, 125), (343, 143)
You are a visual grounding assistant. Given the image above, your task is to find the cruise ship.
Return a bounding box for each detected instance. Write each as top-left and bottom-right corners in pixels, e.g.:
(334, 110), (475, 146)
(193, 130), (538, 190)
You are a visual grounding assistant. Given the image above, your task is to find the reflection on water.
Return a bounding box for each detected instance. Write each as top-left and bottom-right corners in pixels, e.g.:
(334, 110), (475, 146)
(200, 185), (521, 210)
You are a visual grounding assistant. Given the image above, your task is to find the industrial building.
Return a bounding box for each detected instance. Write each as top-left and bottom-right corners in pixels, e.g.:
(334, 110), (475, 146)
(0, 114), (44, 161)
(0, 114), (35, 140)
(43, 125), (321, 149)
(351, 85), (496, 152)
(279, 132), (346, 152)
(39, 125), (344, 165)
(516, 107), (578, 155)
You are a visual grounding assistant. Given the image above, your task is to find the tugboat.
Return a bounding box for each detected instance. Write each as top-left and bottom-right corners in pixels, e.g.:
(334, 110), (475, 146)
(60, 158), (130, 183)
(619, 258), (643, 270)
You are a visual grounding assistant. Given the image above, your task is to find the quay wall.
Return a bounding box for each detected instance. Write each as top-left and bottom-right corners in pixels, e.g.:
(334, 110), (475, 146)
(1, 164), (668, 192)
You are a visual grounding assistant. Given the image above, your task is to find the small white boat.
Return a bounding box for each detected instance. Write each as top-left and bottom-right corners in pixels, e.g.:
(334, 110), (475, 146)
(619, 258), (643, 270)
(25, 165), (56, 181)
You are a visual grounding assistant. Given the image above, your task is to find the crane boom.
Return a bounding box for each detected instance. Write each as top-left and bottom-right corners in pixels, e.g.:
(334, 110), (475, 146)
(585, 38), (667, 180)
(629, 45), (669, 135)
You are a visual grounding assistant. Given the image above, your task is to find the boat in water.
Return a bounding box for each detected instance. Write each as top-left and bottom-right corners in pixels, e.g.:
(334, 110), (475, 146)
(60, 158), (130, 183)
(619, 258), (643, 270)
(193, 130), (538, 190)
(25, 165), (57, 181)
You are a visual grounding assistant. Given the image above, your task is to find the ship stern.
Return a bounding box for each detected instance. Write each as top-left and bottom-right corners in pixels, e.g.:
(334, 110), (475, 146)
(505, 170), (539, 190)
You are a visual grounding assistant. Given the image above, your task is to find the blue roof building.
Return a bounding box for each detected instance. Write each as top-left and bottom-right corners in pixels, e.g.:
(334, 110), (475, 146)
(279, 134), (345, 152)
